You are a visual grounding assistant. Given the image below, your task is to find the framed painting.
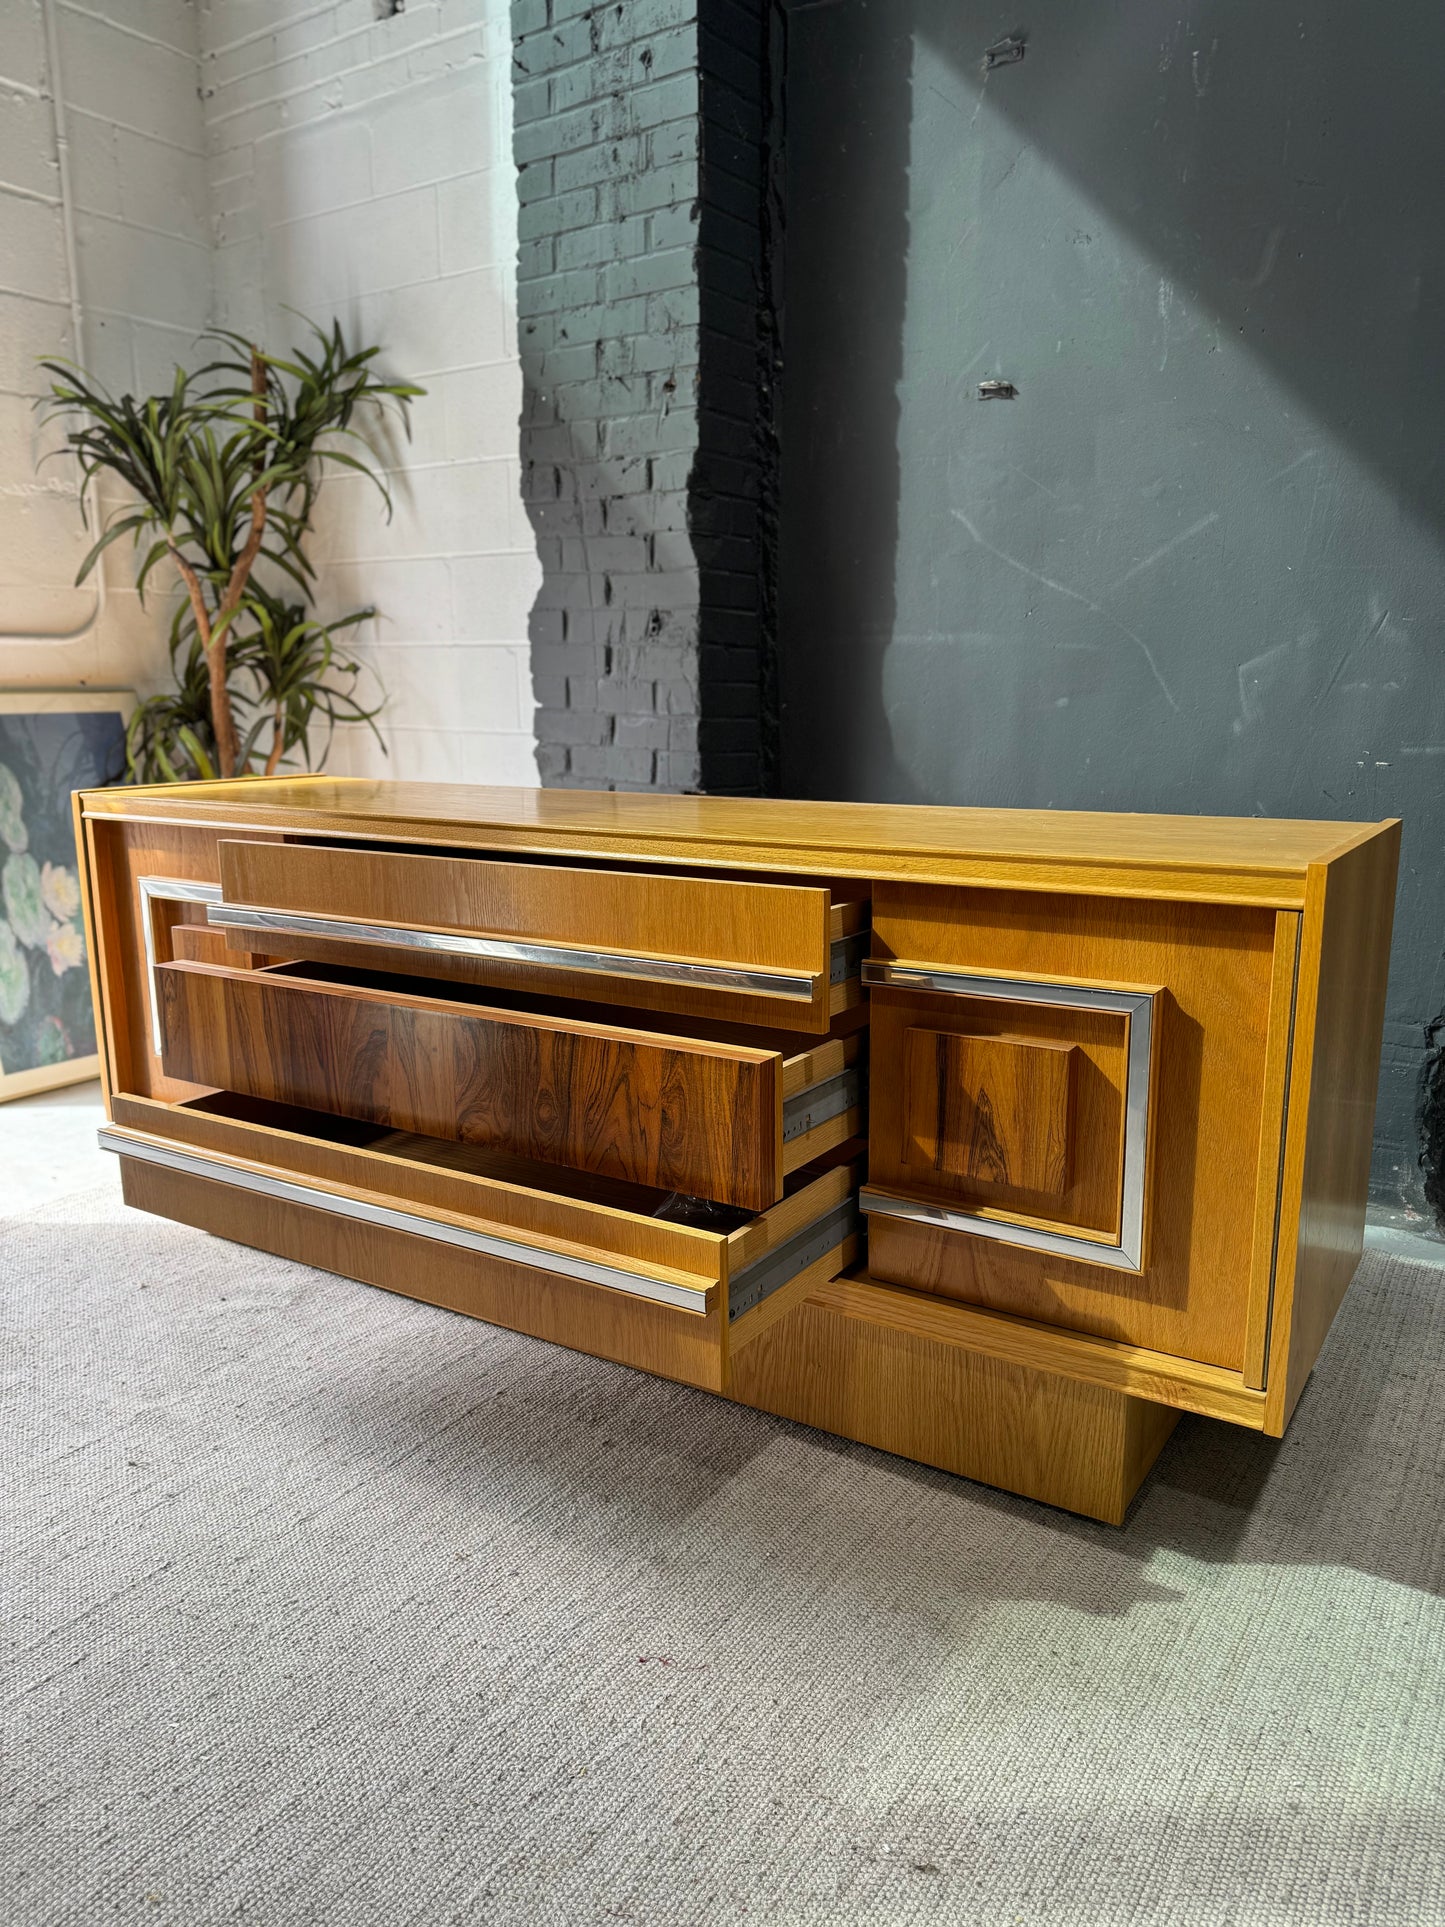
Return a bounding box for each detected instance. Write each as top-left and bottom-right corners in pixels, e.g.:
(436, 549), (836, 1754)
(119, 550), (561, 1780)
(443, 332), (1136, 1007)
(0, 690), (134, 1101)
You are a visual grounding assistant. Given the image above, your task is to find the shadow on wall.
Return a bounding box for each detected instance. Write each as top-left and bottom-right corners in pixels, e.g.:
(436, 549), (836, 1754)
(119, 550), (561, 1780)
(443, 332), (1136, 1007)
(775, 0), (1445, 1212)
(775, 0), (919, 801)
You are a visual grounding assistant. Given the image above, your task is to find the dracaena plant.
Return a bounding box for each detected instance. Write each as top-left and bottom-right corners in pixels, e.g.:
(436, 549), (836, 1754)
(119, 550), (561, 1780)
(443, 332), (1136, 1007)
(41, 319), (423, 783)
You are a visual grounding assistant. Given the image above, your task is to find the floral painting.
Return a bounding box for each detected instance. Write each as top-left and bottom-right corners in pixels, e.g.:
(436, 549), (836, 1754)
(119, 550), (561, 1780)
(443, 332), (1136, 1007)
(0, 693), (131, 1100)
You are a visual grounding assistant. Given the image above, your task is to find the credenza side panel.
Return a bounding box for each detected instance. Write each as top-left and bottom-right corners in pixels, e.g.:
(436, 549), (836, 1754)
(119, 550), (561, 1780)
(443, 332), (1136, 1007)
(1265, 823), (1402, 1434)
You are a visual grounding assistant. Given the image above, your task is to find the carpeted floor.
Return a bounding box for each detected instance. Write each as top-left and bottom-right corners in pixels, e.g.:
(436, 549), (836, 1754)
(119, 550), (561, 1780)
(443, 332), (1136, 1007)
(4, 1156), (1445, 1925)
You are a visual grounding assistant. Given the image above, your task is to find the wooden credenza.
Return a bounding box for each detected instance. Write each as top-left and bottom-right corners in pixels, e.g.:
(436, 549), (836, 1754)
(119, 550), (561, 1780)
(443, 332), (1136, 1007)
(74, 778), (1400, 1524)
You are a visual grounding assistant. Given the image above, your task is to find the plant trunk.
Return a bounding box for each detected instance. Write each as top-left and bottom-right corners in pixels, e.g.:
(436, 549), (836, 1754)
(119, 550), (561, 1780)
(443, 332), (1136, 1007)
(204, 348), (271, 779)
(206, 635), (240, 779)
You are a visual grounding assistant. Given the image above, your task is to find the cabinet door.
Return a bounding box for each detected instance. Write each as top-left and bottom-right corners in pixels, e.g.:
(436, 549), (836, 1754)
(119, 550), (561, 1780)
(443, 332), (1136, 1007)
(862, 885), (1296, 1375)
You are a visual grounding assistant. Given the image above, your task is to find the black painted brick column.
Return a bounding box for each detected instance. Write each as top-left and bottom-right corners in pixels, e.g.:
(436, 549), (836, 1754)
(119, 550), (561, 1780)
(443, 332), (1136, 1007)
(512, 0), (776, 793)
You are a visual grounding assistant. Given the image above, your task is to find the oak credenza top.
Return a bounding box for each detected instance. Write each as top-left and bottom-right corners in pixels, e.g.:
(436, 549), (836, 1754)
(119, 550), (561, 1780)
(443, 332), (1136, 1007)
(80, 776), (1397, 908)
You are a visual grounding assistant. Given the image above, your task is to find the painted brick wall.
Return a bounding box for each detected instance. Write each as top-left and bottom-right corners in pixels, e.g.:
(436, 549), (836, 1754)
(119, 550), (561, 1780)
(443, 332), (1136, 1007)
(695, 0), (772, 795)
(199, 0), (539, 787)
(512, 0), (772, 792)
(512, 0), (706, 790)
(0, 0), (210, 694)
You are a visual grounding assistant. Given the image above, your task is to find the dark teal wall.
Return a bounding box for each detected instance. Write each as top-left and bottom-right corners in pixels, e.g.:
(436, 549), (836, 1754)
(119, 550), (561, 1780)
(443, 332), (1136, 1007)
(775, 0), (1445, 1213)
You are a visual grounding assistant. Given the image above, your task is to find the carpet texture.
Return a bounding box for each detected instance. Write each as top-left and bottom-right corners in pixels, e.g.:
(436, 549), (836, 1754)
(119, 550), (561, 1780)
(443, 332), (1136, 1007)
(3, 1181), (1444, 1927)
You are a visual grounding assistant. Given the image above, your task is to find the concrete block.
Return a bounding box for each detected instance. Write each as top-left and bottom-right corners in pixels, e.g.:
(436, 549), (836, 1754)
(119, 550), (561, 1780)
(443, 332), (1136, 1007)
(311, 556), (455, 643)
(0, 290), (71, 395)
(0, 194), (65, 303)
(436, 364), (525, 463)
(0, 89), (60, 201)
(359, 269), (506, 375)
(439, 170), (513, 274)
(385, 725), (464, 783)
(0, 0), (47, 84)
(369, 65), (499, 195)
(254, 116), (373, 223)
(454, 727), (538, 786)
(75, 212), (211, 329)
(58, 8), (205, 151)
(452, 552), (548, 639)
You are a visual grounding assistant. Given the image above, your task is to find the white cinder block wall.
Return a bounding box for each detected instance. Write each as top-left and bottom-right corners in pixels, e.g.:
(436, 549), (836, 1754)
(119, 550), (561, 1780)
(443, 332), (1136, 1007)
(0, 0), (536, 787)
(0, 0), (209, 692)
(198, 0), (539, 785)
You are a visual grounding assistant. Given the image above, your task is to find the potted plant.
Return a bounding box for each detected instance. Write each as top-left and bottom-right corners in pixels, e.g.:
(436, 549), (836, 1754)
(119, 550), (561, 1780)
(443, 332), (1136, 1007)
(41, 319), (422, 782)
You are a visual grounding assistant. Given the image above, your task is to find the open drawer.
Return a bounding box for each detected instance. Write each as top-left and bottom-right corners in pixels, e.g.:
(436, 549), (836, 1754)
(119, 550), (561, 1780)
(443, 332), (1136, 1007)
(100, 1092), (863, 1394)
(205, 839), (869, 1032)
(154, 958), (865, 1212)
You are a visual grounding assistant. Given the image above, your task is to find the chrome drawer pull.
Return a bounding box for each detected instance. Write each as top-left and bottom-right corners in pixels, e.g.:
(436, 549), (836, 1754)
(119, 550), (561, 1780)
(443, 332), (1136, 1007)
(860, 961), (1155, 1272)
(207, 902), (822, 1001)
(138, 876), (224, 1056)
(98, 1128), (714, 1314)
(859, 1187), (1146, 1273)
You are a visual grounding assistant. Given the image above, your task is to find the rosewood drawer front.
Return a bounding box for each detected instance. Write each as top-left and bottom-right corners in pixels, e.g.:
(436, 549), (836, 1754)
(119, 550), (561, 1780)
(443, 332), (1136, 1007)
(862, 963), (1157, 1272)
(154, 959), (862, 1212)
(207, 840), (868, 1032)
(98, 1094), (863, 1393)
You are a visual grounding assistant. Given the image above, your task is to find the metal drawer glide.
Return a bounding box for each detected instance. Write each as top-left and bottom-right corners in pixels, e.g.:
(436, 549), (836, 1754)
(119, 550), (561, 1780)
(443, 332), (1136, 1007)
(781, 1069), (865, 1144)
(728, 1196), (860, 1322)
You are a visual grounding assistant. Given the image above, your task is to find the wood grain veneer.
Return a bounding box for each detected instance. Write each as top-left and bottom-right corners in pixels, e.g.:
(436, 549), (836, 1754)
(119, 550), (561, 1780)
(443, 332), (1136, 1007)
(74, 782), (1401, 1526)
(867, 885), (1280, 1370)
(729, 1274), (1183, 1525)
(219, 838), (833, 969)
(903, 1029), (1076, 1196)
(875, 988), (1126, 1239)
(156, 958), (786, 1210)
(1263, 824), (1401, 1434)
(82, 776), (1381, 905)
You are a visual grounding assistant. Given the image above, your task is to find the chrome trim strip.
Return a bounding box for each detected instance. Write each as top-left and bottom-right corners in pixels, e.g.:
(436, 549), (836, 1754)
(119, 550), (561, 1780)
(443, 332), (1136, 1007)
(859, 1187), (1145, 1272)
(729, 1195), (861, 1321)
(138, 877), (224, 1057)
(99, 1128), (713, 1315)
(859, 960), (1156, 1271)
(208, 902), (818, 1001)
(781, 1068), (864, 1144)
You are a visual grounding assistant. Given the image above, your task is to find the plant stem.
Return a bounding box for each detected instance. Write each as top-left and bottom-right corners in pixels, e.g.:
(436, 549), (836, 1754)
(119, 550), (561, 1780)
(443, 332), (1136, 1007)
(199, 348), (271, 779)
(265, 702), (286, 776)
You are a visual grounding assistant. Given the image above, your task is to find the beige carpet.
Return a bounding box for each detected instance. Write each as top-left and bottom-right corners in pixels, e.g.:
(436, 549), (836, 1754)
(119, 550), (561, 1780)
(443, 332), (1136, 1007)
(3, 1176), (1444, 1926)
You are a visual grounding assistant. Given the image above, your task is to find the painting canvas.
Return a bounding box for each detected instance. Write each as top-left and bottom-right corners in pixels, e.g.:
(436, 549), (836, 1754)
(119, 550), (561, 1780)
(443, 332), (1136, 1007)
(0, 691), (133, 1101)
